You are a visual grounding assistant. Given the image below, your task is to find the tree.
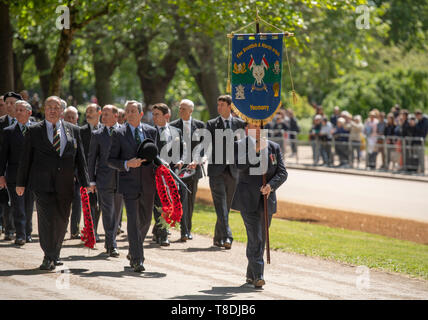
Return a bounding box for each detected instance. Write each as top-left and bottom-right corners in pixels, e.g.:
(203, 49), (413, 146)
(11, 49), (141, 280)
(0, 1), (15, 93)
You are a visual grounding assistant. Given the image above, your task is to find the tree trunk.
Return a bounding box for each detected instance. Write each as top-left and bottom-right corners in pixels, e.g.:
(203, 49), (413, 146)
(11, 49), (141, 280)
(0, 2), (14, 93)
(92, 46), (115, 106)
(49, 28), (74, 96)
(13, 52), (26, 92)
(31, 44), (51, 100)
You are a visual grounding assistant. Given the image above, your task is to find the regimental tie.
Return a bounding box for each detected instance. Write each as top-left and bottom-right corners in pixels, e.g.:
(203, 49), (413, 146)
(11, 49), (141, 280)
(225, 119), (230, 129)
(11, 118), (16, 126)
(109, 126), (114, 136)
(52, 124), (61, 155)
(134, 127), (141, 145)
(21, 125), (27, 135)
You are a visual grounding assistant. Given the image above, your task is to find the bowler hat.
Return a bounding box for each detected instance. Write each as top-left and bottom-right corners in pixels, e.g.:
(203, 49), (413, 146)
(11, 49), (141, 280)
(137, 138), (160, 166)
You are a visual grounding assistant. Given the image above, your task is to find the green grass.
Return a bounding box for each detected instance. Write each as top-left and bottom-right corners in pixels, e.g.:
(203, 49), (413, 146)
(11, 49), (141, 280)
(189, 203), (428, 280)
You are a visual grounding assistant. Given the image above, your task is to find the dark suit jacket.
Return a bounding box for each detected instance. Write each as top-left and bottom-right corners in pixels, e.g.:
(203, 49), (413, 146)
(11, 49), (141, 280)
(206, 116), (246, 178)
(0, 123), (29, 185)
(0, 115), (14, 153)
(169, 118), (205, 179)
(16, 120), (89, 196)
(88, 124), (121, 191)
(80, 123), (99, 163)
(155, 124), (184, 167)
(107, 123), (157, 195)
(232, 138), (288, 214)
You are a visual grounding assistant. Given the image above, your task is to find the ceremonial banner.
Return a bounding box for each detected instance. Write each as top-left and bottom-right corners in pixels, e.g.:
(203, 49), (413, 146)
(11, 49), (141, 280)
(230, 33), (284, 125)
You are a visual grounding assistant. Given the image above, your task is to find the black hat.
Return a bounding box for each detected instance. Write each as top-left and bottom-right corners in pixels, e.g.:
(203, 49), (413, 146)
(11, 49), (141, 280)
(137, 138), (160, 166)
(3, 92), (23, 101)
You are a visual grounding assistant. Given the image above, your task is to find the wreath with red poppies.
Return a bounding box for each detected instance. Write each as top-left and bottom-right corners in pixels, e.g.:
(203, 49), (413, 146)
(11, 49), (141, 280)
(155, 164), (183, 227)
(80, 187), (96, 248)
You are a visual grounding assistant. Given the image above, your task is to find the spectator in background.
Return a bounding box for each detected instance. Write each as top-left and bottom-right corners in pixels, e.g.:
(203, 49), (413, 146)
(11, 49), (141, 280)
(30, 93), (42, 120)
(334, 117), (350, 168)
(309, 115), (322, 165)
(19, 90), (30, 102)
(415, 109), (428, 140)
(286, 108), (300, 157)
(330, 106), (340, 128)
(271, 113), (288, 154)
(385, 113), (397, 170)
(319, 117), (333, 166)
(350, 115), (364, 168)
(405, 114), (424, 172)
(0, 95), (6, 117)
(399, 109), (410, 137)
(118, 108), (126, 124)
(377, 112), (387, 169)
(364, 111), (379, 169)
(392, 104), (400, 120)
(63, 106), (79, 125)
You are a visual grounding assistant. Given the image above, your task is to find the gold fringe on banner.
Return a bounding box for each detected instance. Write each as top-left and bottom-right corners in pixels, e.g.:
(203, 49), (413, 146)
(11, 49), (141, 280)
(231, 101), (282, 127)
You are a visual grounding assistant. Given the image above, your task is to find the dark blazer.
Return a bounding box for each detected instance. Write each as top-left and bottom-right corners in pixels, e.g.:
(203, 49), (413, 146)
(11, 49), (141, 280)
(232, 138), (288, 215)
(16, 120), (89, 196)
(169, 118), (205, 179)
(108, 122), (157, 195)
(0, 123), (29, 185)
(155, 124), (184, 167)
(206, 115), (246, 178)
(80, 123), (99, 163)
(88, 124), (121, 191)
(0, 115), (14, 152)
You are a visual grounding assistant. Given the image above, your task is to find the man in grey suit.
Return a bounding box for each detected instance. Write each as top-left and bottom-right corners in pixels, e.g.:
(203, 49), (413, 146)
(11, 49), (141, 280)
(88, 104), (123, 257)
(206, 95), (245, 249)
(232, 122), (288, 288)
(108, 100), (157, 272)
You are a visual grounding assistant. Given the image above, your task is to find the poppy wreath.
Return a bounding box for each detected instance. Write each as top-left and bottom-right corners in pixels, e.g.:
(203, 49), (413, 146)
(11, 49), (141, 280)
(155, 164), (183, 227)
(80, 187), (96, 249)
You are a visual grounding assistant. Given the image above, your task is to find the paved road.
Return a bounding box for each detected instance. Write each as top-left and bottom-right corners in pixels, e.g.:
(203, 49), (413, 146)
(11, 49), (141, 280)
(0, 224), (427, 300)
(199, 168), (428, 223)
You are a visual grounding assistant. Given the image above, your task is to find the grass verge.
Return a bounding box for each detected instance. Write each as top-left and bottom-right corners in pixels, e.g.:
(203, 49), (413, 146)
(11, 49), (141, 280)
(190, 202), (428, 280)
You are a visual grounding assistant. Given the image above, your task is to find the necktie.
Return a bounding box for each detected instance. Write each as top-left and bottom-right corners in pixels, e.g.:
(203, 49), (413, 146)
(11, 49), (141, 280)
(52, 124), (61, 155)
(11, 118), (16, 126)
(225, 119), (230, 129)
(134, 127), (141, 145)
(109, 127), (114, 136)
(21, 125), (27, 135)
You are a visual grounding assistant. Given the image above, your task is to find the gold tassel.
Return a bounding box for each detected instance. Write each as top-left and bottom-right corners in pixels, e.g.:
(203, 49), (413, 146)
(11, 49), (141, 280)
(227, 79), (231, 94)
(292, 90), (298, 105)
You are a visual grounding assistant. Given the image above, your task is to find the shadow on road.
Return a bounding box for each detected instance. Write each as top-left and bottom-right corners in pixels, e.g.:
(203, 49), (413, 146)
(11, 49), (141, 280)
(170, 284), (261, 300)
(66, 267), (167, 279)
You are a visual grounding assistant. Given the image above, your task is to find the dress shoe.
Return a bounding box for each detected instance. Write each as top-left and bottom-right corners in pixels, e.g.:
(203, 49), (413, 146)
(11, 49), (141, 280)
(213, 239), (224, 247)
(4, 233), (14, 241)
(187, 233), (193, 240)
(224, 238), (232, 250)
(70, 233), (81, 240)
(246, 277), (254, 284)
(180, 235), (188, 242)
(95, 234), (101, 243)
(15, 238), (25, 246)
(131, 262), (145, 273)
(152, 234), (159, 244)
(160, 238), (170, 246)
(39, 258), (55, 271)
(26, 236), (33, 243)
(253, 278), (265, 288)
(53, 260), (63, 266)
(108, 248), (120, 258)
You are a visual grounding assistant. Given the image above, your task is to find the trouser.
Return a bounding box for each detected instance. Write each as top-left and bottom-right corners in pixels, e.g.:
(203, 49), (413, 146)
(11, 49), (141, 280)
(209, 167), (238, 243)
(8, 184), (34, 240)
(182, 174), (199, 234)
(89, 192), (100, 236)
(320, 140), (332, 165)
(98, 189), (123, 250)
(1, 189), (15, 235)
(123, 192), (154, 265)
(70, 181), (81, 235)
(34, 191), (72, 261)
(335, 142), (349, 165)
(241, 200), (273, 280)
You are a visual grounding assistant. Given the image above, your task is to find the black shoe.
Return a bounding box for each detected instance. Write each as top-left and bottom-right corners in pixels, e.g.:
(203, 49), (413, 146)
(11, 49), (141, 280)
(213, 240), (224, 247)
(253, 278), (265, 288)
(26, 236), (33, 243)
(246, 277), (254, 284)
(70, 233), (81, 240)
(180, 235), (188, 242)
(152, 234), (159, 244)
(53, 259), (63, 266)
(95, 234), (101, 243)
(160, 238), (170, 246)
(15, 238), (25, 246)
(187, 233), (193, 240)
(4, 233), (14, 241)
(108, 248), (120, 258)
(131, 262), (145, 273)
(40, 258), (55, 271)
(224, 238), (232, 250)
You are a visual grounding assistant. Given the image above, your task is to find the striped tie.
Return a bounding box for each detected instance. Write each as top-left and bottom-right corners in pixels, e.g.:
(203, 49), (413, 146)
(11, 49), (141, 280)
(135, 128), (141, 145)
(52, 124), (60, 155)
(21, 125), (27, 135)
(109, 127), (114, 136)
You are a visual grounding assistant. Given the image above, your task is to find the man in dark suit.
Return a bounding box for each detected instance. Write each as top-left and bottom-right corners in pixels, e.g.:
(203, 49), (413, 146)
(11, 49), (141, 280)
(88, 104), (123, 257)
(206, 95), (245, 249)
(232, 122), (288, 288)
(0, 100), (35, 245)
(108, 100), (157, 272)
(152, 103), (184, 245)
(169, 99), (205, 241)
(16, 96), (89, 270)
(79, 103), (102, 241)
(0, 92), (21, 241)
